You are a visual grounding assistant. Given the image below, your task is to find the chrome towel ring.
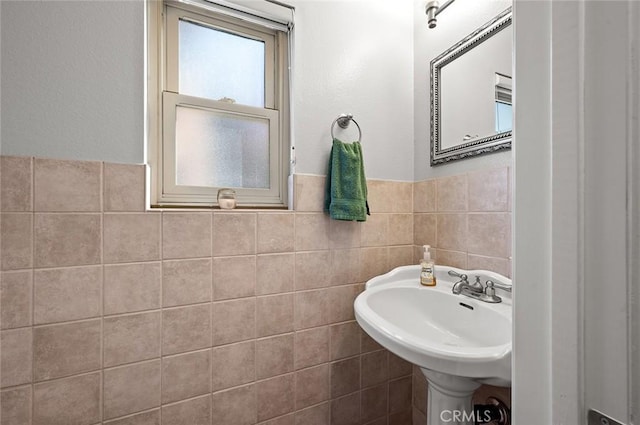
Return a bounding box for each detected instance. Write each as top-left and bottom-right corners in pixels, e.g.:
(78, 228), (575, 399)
(331, 114), (362, 143)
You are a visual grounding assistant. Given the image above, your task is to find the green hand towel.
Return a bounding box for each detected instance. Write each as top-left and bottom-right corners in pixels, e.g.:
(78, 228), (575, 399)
(324, 138), (370, 221)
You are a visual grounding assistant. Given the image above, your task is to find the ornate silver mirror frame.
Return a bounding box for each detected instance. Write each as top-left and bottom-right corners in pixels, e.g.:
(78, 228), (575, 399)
(430, 7), (512, 165)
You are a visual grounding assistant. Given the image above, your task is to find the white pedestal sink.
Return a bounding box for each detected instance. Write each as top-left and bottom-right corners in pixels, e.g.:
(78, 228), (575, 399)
(354, 265), (511, 425)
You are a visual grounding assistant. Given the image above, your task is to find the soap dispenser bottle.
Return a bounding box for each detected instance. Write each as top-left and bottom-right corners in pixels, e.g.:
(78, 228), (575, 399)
(420, 245), (436, 286)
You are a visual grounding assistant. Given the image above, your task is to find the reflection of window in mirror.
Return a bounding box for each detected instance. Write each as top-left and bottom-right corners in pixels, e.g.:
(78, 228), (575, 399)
(495, 73), (512, 133)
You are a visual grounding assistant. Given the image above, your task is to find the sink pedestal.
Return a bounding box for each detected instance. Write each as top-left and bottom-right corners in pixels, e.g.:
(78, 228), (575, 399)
(421, 368), (481, 425)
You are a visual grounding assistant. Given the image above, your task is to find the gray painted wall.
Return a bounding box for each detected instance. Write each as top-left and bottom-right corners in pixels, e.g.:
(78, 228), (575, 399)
(1, 0), (415, 181)
(1, 0), (512, 181)
(1, 1), (144, 164)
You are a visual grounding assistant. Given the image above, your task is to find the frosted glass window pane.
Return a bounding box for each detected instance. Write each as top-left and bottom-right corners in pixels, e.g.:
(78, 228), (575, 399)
(179, 19), (265, 107)
(495, 102), (512, 133)
(175, 105), (270, 189)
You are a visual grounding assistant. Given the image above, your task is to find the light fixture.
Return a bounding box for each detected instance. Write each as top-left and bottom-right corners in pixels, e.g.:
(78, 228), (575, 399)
(425, 1), (439, 28)
(425, 0), (455, 29)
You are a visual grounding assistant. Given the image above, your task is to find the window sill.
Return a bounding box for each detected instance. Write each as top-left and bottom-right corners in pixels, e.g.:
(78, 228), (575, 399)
(149, 204), (289, 212)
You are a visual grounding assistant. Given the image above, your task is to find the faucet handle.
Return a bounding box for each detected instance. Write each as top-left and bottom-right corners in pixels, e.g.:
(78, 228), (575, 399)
(480, 282), (502, 303)
(447, 270), (468, 281)
(486, 280), (512, 293)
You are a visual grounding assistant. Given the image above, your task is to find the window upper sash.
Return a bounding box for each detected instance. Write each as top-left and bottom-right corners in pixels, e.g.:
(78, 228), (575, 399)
(165, 5), (277, 109)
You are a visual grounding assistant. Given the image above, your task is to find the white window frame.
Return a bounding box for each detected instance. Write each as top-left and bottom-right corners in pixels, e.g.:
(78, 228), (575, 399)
(146, 0), (291, 208)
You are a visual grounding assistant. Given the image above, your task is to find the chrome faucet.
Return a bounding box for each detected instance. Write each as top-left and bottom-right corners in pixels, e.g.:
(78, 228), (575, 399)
(449, 271), (512, 303)
(449, 271), (483, 295)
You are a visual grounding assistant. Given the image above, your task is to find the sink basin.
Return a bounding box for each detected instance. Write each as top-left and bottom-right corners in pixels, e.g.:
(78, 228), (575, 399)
(355, 265), (511, 386)
(354, 265), (512, 424)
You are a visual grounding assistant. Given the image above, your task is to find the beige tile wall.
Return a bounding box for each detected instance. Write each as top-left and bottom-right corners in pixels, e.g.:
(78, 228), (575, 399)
(1, 156), (512, 425)
(411, 167), (512, 425)
(413, 167), (512, 277)
(0, 156), (416, 425)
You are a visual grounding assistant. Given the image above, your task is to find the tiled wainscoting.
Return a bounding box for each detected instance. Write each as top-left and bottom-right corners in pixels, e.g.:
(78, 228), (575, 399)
(0, 155), (512, 425)
(0, 156), (417, 425)
(413, 167), (512, 277)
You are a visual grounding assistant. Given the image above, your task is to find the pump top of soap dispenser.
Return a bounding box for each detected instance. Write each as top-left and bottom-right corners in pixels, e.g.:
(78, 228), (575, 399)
(422, 245), (431, 261)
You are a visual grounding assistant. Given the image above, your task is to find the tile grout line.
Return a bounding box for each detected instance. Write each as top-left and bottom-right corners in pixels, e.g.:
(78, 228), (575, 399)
(159, 210), (164, 424)
(99, 160), (104, 424)
(30, 156), (35, 424)
(291, 211), (302, 421)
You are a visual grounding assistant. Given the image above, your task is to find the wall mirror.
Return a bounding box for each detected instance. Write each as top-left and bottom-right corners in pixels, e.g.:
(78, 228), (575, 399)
(430, 8), (512, 165)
